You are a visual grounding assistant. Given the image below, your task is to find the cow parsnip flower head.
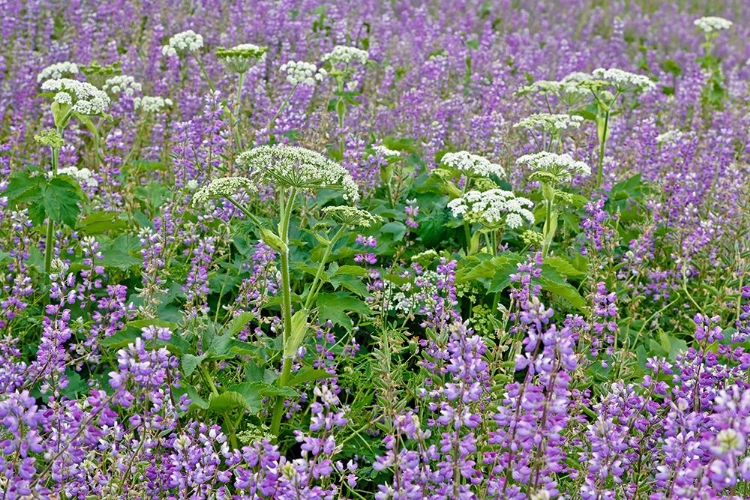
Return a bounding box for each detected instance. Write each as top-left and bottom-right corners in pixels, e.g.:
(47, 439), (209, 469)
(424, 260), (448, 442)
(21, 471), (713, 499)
(321, 45), (369, 66)
(41, 78), (110, 115)
(372, 145), (401, 157)
(516, 72), (592, 99)
(162, 30), (204, 57)
(279, 61), (327, 86)
(694, 16), (733, 33)
(514, 113), (584, 134)
(216, 44), (268, 74)
(102, 75), (142, 97)
(656, 129), (684, 145)
(37, 62), (79, 83)
(237, 145), (359, 202)
(592, 68), (656, 93)
(516, 151), (591, 183)
(321, 206), (382, 228)
(448, 189), (535, 229)
(192, 177), (257, 206)
(134, 96), (173, 113)
(441, 151), (505, 178)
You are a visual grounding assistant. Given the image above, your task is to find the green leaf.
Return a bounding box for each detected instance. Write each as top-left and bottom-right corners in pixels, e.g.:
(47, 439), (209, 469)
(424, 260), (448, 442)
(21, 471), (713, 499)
(174, 384), (209, 410)
(536, 268), (587, 312)
(5, 171), (43, 205)
(284, 309), (309, 359)
(228, 312), (255, 336)
(100, 248), (141, 271)
(288, 367), (335, 387)
(380, 221), (407, 242)
(182, 354), (207, 376)
(543, 256), (586, 280)
(317, 292), (371, 330)
(78, 211), (128, 235)
(44, 176), (82, 228)
(331, 265), (369, 277)
(207, 391), (252, 412)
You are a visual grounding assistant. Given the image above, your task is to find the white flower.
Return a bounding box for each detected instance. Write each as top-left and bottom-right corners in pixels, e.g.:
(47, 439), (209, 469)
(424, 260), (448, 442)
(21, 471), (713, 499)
(50, 166), (98, 187)
(237, 145), (359, 202)
(516, 72), (593, 98)
(321, 45), (369, 66)
(133, 96), (173, 113)
(516, 151), (591, 181)
(321, 206), (382, 228)
(216, 44), (267, 73)
(186, 179), (199, 191)
(448, 189), (534, 228)
(192, 177), (256, 206)
(40, 78), (110, 115)
(279, 61), (327, 86)
(656, 129), (684, 145)
(162, 30), (204, 57)
(441, 151), (505, 178)
(372, 145), (401, 157)
(37, 61), (79, 83)
(102, 75), (142, 97)
(514, 113), (584, 133)
(694, 16), (733, 33)
(592, 68), (655, 92)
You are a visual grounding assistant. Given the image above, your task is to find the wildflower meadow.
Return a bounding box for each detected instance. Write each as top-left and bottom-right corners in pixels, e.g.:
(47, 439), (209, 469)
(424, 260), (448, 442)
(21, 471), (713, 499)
(1, 1), (750, 498)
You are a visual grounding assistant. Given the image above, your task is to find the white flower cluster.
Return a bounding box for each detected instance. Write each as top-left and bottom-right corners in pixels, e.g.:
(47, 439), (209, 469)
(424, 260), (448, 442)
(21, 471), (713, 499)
(321, 206), (382, 228)
(237, 145), (359, 202)
(372, 145), (401, 157)
(102, 75), (142, 97)
(441, 151), (505, 178)
(216, 43), (267, 73)
(656, 129), (684, 145)
(448, 189), (535, 228)
(694, 16), (733, 33)
(592, 68), (656, 92)
(192, 177), (257, 206)
(37, 61), (79, 83)
(516, 72), (592, 98)
(514, 113), (584, 133)
(41, 78), (110, 115)
(50, 166), (98, 187)
(279, 61), (327, 86)
(516, 152), (591, 181)
(162, 30), (204, 57)
(321, 45), (369, 66)
(134, 96), (173, 113)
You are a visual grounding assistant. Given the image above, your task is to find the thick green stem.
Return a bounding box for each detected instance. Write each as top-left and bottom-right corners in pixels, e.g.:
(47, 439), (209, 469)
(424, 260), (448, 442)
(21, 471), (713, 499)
(596, 110), (610, 189)
(233, 72), (246, 151)
(270, 189), (298, 436)
(44, 137), (61, 279)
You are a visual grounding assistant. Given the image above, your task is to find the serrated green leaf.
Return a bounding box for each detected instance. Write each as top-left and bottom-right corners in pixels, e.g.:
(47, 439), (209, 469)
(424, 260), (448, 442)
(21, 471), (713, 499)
(317, 292), (371, 330)
(544, 256), (586, 279)
(44, 176), (82, 228)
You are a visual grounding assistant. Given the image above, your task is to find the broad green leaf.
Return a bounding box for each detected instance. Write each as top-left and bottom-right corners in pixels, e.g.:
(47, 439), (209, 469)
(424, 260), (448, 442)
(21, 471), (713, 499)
(544, 256), (586, 279)
(228, 312), (255, 336)
(288, 367), (335, 387)
(78, 211), (128, 234)
(317, 292), (371, 330)
(207, 391), (252, 412)
(536, 268), (587, 312)
(44, 176), (82, 228)
(174, 384), (209, 410)
(182, 354), (207, 376)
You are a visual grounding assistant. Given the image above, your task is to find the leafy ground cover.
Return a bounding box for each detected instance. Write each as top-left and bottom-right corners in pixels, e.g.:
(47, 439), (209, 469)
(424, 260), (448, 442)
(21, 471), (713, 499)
(1, 1), (750, 498)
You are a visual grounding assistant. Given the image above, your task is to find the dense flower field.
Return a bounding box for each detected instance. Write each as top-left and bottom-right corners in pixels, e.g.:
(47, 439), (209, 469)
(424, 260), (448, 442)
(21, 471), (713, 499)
(1, 0), (750, 498)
